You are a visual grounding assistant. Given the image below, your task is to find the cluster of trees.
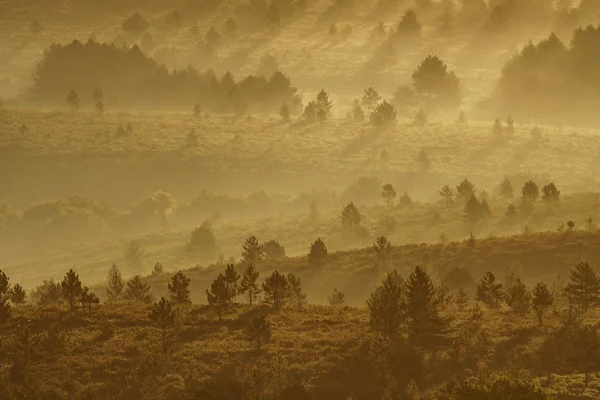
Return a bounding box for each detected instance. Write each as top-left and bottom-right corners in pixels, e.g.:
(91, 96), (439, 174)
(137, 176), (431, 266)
(32, 40), (299, 113)
(491, 25), (600, 121)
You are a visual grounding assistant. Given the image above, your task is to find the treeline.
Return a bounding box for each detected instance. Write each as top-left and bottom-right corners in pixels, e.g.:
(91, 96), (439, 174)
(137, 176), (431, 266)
(489, 24), (600, 122)
(31, 40), (299, 112)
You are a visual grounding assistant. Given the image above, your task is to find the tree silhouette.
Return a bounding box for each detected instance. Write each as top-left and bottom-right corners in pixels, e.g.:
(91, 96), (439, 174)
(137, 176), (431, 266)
(413, 109), (427, 126)
(10, 284), (26, 306)
(350, 99), (365, 121)
(206, 274), (230, 322)
(542, 183), (560, 205)
(370, 101), (397, 129)
(464, 194), (491, 223)
(476, 271), (503, 308)
(499, 177), (514, 200)
(187, 223), (218, 258)
(373, 236), (392, 269)
(308, 238), (328, 266)
(0, 269), (10, 299)
(263, 239), (286, 260)
(286, 273), (306, 307)
(417, 149), (431, 171)
(382, 184), (397, 207)
(455, 288), (470, 311)
(148, 297), (175, 354)
(168, 271), (191, 305)
(341, 202), (361, 236)
(124, 240), (143, 272)
(0, 271), (10, 323)
(456, 179), (475, 201)
(412, 55), (460, 107)
(565, 262), (600, 313)
(532, 282), (554, 326)
(396, 9), (421, 36)
(79, 286), (99, 314)
(361, 87), (381, 116)
(439, 185), (454, 206)
(262, 271), (288, 312)
(206, 26), (220, 50)
(34, 279), (63, 306)
(106, 263), (124, 302)
(245, 313), (272, 353)
(367, 269), (405, 338)
(280, 104), (290, 122)
(315, 89), (333, 124)
(223, 264), (240, 302)
(151, 191), (174, 230)
(405, 266), (452, 351)
(61, 269), (83, 312)
(240, 263), (261, 305)
(92, 88), (104, 114)
(328, 289), (346, 306)
(242, 236), (264, 265)
(505, 277), (531, 315)
(123, 275), (154, 303)
(522, 180), (540, 203)
(67, 90), (81, 112)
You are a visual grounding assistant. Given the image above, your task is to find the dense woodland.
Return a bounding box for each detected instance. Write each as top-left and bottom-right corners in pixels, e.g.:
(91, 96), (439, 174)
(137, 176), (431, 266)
(3, 0), (600, 399)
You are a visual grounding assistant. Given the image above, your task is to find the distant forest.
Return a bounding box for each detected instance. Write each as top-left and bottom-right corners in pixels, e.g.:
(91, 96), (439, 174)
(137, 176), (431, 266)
(31, 40), (300, 112)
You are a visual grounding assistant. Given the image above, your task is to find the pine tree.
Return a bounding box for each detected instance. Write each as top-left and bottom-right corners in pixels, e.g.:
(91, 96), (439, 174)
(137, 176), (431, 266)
(439, 185), (454, 206)
(148, 297), (175, 354)
(405, 266), (452, 351)
(242, 236), (264, 265)
(287, 273), (307, 307)
(456, 179), (475, 201)
(168, 270), (191, 305)
(79, 286), (100, 314)
(532, 282), (554, 326)
(499, 177), (514, 200)
(367, 269), (405, 338)
(0, 270), (11, 323)
(362, 87), (381, 116)
(92, 88), (104, 114)
(262, 239), (286, 260)
(522, 180), (540, 203)
(67, 90), (81, 112)
(280, 104), (290, 122)
(0, 269), (10, 298)
(124, 240), (143, 271)
(245, 313), (272, 353)
(565, 262), (600, 313)
(262, 270), (288, 312)
(341, 202), (361, 235)
(61, 269), (83, 312)
(106, 263), (124, 302)
(455, 288), (469, 311)
(206, 274), (230, 322)
(223, 264), (240, 302)
(308, 238), (328, 266)
(240, 263), (261, 305)
(124, 275), (154, 303)
(370, 101), (397, 129)
(328, 289), (346, 306)
(315, 89), (333, 124)
(476, 271), (503, 308)
(505, 277), (531, 315)
(382, 184), (397, 207)
(10, 283), (26, 306)
(373, 236), (392, 269)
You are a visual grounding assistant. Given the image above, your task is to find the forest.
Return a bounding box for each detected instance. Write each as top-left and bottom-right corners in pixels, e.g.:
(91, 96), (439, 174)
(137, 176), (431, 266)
(3, 0), (600, 399)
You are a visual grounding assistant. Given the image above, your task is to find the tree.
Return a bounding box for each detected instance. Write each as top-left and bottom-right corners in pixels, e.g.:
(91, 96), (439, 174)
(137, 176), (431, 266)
(405, 266), (452, 350)
(206, 26), (220, 50)
(315, 89), (333, 124)
(493, 118), (503, 134)
(367, 270), (405, 338)
(224, 264), (240, 302)
(412, 55), (461, 107)
(439, 185), (454, 206)
(382, 184), (397, 207)
(33, 279), (62, 306)
(417, 149), (431, 171)
(280, 104), (290, 122)
(152, 262), (164, 275)
(413, 109), (427, 126)
(456, 179), (475, 201)
(464, 194), (491, 223)
(10, 284), (26, 306)
(124, 275), (154, 303)
(328, 289), (346, 306)
(458, 110), (467, 124)
(206, 274), (230, 322)
(242, 236), (264, 265)
(67, 90), (81, 112)
(303, 101), (317, 120)
(79, 286), (99, 314)
(286, 273), (306, 307)
(240, 263), (261, 305)
(308, 238), (328, 265)
(370, 101), (397, 129)
(262, 271), (288, 312)
(476, 271), (503, 308)
(455, 288), (470, 311)
(92, 88), (104, 113)
(246, 314), (272, 353)
(542, 182), (560, 204)
(168, 270), (191, 305)
(262, 239), (285, 260)
(0, 271), (10, 323)
(570, 324), (600, 388)
(341, 202), (361, 235)
(106, 263), (124, 302)
(396, 9), (421, 36)
(373, 236), (392, 269)
(187, 223), (218, 258)
(505, 278), (531, 315)
(506, 116), (515, 134)
(148, 297), (175, 354)
(361, 87), (381, 116)
(124, 240), (143, 271)
(350, 99), (365, 121)
(499, 177), (514, 200)
(565, 262), (600, 313)
(0, 269), (10, 298)
(151, 191), (174, 230)
(193, 104), (202, 117)
(522, 180), (540, 203)
(532, 282), (554, 326)
(61, 269), (82, 312)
